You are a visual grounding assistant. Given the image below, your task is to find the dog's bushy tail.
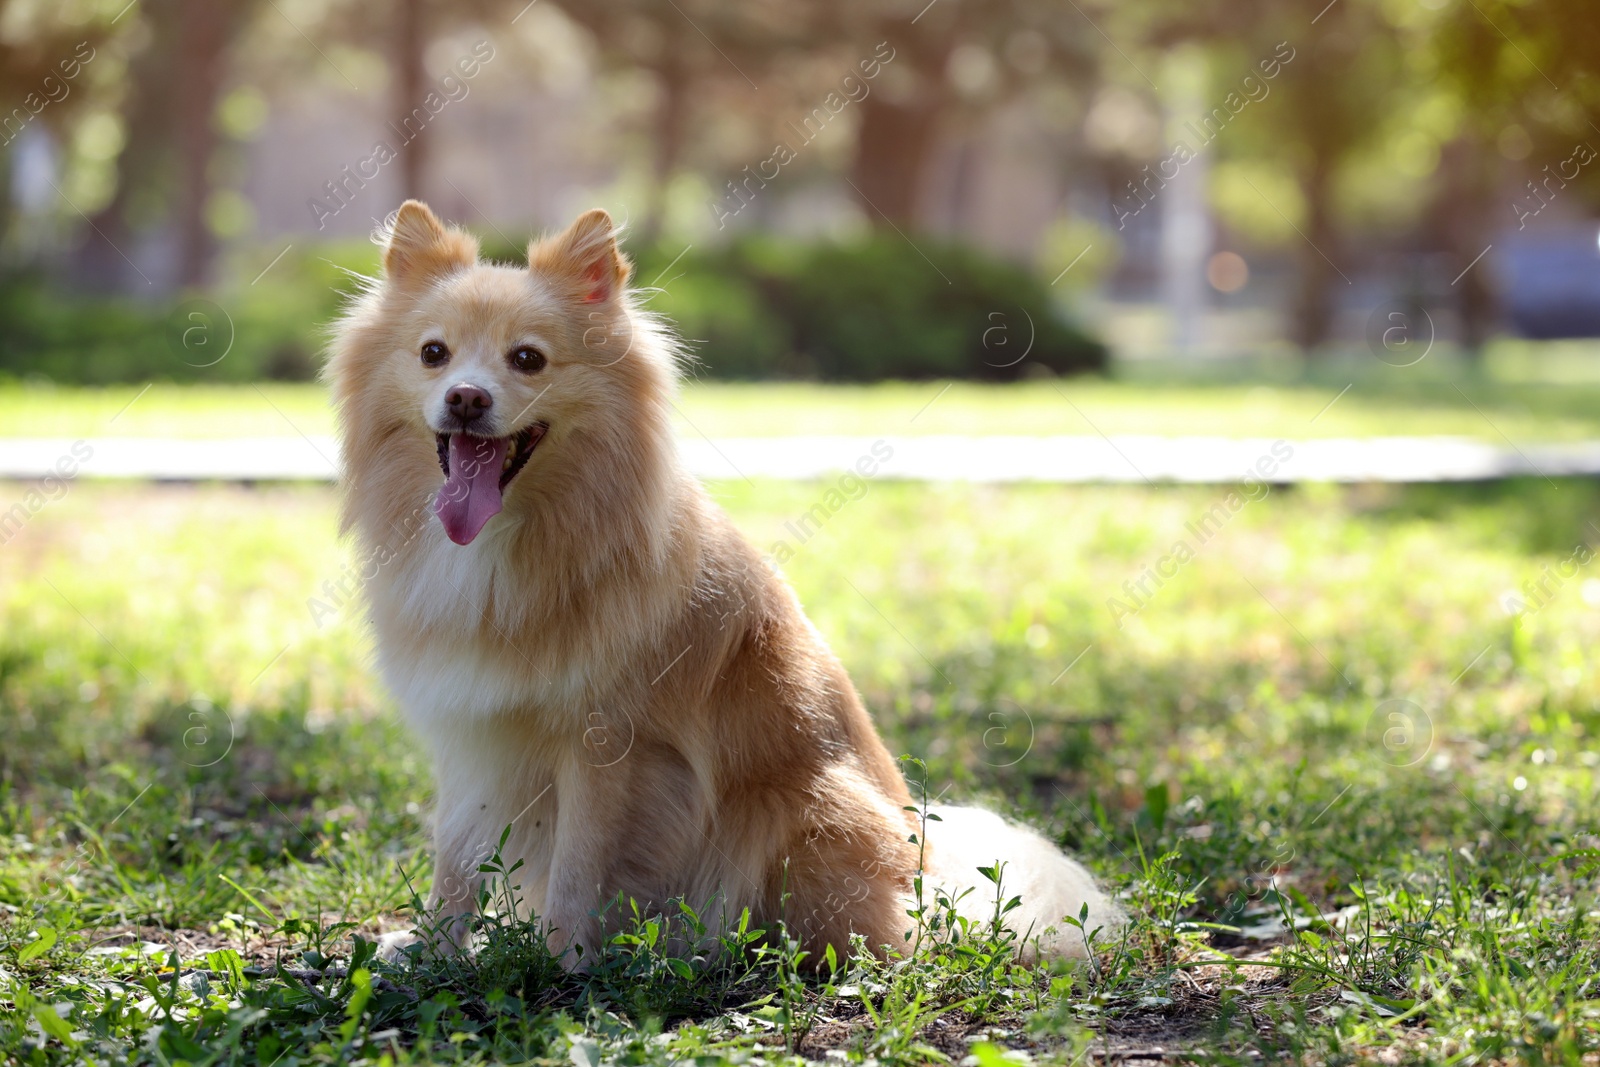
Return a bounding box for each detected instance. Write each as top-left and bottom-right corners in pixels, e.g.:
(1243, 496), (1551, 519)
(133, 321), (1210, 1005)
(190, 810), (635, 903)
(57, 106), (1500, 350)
(921, 805), (1123, 961)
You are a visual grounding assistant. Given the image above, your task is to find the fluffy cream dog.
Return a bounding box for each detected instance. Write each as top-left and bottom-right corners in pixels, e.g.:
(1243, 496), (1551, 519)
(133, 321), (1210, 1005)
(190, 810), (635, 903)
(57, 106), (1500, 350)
(328, 201), (1119, 966)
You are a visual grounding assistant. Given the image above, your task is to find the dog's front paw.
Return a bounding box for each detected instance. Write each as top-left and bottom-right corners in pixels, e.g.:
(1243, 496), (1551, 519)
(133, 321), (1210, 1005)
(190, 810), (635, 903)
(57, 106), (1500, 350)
(543, 915), (602, 973)
(376, 929), (423, 964)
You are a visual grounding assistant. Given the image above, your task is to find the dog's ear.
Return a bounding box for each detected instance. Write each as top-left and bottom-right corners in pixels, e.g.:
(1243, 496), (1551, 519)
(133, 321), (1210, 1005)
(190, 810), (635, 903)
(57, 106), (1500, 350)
(529, 209), (631, 305)
(383, 200), (477, 285)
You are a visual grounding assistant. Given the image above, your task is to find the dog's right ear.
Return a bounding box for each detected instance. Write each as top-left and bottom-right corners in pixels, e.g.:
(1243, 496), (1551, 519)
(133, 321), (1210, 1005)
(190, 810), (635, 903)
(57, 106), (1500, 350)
(382, 200), (477, 285)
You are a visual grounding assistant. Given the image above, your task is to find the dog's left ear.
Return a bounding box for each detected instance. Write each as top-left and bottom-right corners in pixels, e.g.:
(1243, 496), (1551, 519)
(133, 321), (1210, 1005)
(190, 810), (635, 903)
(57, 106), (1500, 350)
(530, 209), (631, 305)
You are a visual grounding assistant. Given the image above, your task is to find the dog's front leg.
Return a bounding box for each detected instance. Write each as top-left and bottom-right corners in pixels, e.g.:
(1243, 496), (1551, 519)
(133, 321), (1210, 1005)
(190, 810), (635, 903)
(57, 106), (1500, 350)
(430, 833), (499, 949)
(541, 759), (633, 971)
(377, 834), (487, 963)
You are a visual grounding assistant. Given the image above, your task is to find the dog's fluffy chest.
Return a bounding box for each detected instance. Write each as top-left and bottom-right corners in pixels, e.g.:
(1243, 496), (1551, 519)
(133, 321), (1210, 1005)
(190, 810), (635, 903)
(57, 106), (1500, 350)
(367, 527), (595, 726)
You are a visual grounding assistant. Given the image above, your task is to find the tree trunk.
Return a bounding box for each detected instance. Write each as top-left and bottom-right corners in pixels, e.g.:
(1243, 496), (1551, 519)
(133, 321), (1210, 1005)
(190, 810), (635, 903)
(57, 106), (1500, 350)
(638, 41), (689, 245)
(849, 94), (941, 228)
(1443, 137), (1498, 359)
(174, 0), (229, 289)
(1290, 153), (1340, 352)
(75, 0), (181, 291)
(394, 0), (427, 201)
(848, 22), (950, 229)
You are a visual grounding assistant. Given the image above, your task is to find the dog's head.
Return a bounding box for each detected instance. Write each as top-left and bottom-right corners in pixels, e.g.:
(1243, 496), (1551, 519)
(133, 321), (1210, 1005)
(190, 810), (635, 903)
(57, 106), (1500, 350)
(332, 201), (674, 548)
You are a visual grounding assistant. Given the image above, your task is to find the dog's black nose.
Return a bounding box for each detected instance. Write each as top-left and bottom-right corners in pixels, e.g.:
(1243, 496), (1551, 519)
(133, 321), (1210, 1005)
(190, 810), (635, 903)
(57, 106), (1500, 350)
(446, 384), (493, 424)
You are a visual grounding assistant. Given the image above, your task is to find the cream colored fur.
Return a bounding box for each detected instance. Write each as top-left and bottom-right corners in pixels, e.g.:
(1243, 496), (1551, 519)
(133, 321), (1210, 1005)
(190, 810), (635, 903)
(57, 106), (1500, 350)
(327, 200), (1121, 968)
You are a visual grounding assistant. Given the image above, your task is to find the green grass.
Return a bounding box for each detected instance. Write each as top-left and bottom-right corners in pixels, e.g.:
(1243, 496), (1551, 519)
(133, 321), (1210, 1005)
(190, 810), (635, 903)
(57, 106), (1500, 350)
(11, 353), (1600, 442)
(4, 475), (1600, 1063)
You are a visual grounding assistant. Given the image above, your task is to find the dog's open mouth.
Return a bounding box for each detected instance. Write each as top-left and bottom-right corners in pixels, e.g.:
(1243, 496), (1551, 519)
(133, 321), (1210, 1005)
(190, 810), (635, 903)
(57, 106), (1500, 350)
(433, 422), (548, 546)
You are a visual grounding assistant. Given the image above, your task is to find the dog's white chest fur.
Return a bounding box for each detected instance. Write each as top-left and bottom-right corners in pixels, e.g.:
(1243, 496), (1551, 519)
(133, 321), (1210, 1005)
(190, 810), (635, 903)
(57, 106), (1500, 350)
(369, 524), (590, 727)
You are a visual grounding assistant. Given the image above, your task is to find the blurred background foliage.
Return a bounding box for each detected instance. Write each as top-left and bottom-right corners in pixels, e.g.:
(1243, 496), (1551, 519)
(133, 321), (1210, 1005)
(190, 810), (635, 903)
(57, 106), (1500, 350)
(0, 0), (1598, 381)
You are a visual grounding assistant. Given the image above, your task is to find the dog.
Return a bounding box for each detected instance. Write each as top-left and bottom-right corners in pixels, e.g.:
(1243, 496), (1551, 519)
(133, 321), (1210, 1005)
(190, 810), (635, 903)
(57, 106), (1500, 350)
(327, 200), (1120, 967)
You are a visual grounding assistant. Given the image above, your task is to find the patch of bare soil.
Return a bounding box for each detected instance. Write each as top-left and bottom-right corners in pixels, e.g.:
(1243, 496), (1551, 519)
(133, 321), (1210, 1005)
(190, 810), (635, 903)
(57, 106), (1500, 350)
(82, 924), (294, 970)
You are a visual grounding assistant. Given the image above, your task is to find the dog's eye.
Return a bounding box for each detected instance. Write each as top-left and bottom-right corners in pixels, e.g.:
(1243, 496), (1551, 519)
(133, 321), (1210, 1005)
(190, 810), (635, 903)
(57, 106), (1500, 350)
(509, 346), (547, 374)
(420, 341), (450, 367)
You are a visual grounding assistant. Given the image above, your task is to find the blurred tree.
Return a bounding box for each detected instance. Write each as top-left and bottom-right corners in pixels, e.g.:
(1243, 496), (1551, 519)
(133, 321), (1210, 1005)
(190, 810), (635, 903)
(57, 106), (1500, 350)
(288, 0), (476, 205)
(0, 0), (119, 266)
(1424, 5), (1529, 357)
(73, 0), (178, 291)
(832, 0), (1101, 231)
(1427, 0), (1600, 355)
(547, 0), (1104, 239)
(1427, 136), (1500, 356)
(394, 0), (427, 200)
(174, 0), (245, 287)
(637, 18), (692, 244)
(843, 6), (952, 228)
(226, 0), (518, 212)
(69, 0), (256, 290)
(282, 0), (797, 233)
(1269, 2), (1403, 351)
(1142, 0), (1406, 352)
(543, 0), (806, 242)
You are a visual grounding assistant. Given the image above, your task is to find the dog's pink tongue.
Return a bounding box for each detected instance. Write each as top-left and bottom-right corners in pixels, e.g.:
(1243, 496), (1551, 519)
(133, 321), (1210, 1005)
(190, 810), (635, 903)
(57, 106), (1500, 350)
(435, 435), (509, 545)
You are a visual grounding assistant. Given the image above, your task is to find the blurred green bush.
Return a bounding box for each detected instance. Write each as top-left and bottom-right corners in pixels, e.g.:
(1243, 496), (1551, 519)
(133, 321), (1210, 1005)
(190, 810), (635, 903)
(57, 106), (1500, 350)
(0, 234), (1104, 384)
(610, 235), (1104, 381)
(486, 232), (1104, 381)
(0, 244), (371, 385)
